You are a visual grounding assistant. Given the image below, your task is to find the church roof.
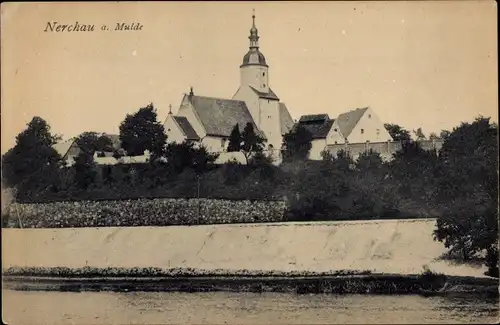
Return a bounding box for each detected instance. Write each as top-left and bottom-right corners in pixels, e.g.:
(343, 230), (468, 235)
(241, 12), (268, 67)
(173, 116), (200, 140)
(189, 95), (265, 139)
(249, 86), (280, 100)
(241, 50), (268, 67)
(336, 107), (369, 138)
(294, 116), (335, 139)
(279, 103), (295, 135)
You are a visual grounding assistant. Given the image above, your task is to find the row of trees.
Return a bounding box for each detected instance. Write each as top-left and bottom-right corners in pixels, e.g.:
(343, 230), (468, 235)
(1, 103), (498, 277)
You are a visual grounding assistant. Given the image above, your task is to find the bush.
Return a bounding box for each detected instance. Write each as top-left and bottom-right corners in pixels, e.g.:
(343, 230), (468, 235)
(485, 246), (499, 278)
(7, 197), (287, 228)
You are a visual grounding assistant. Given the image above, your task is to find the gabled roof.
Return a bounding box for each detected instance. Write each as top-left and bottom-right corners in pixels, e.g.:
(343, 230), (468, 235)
(336, 107), (369, 138)
(298, 114), (330, 123)
(279, 103), (295, 135)
(173, 116), (200, 140)
(52, 139), (75, 158)
(293, 118), (335, 139)
(249, 86), (280, 101)
(188, 94), (265, 139)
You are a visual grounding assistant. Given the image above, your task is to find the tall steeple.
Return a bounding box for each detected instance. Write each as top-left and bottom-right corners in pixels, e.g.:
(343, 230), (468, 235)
(241, 10), (267, 67)
(249, 9), (259, 49)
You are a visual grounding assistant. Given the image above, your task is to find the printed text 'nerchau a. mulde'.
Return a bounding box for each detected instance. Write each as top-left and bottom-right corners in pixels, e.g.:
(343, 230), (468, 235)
(44, 22), (143, 32)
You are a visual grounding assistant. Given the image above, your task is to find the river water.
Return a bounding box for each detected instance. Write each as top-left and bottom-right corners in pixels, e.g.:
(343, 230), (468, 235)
(3, 290), (498, 324)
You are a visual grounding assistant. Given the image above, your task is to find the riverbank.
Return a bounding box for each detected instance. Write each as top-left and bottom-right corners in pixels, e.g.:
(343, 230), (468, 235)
(2, 219), (489, 277)
(3, 270), (498, 297)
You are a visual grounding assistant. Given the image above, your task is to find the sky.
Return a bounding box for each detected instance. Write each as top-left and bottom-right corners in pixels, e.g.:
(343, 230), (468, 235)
(1, 1), (497, 153)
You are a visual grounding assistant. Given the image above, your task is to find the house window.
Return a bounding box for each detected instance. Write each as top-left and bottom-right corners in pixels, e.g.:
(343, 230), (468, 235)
(221, 138), (226, 148)
(263, 84), (266, 88)
(361, 129), (364, 134)
(268, 115), (271, 119)
(334, 128), (338, 132)
(334, 141), (338, 144)
(167, 128), (171, 132)
(368, 114), (372, 118)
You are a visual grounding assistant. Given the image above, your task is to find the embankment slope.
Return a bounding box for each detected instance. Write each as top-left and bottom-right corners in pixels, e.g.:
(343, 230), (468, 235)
(1, 219), (487, 277)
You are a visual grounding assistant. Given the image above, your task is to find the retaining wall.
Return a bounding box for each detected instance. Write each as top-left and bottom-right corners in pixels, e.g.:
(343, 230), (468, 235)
(1, 218), (487, 277)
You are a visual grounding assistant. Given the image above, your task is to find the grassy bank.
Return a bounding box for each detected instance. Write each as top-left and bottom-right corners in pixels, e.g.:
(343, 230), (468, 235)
(3, 267), (498, 296)
(2, 266), (371, 278)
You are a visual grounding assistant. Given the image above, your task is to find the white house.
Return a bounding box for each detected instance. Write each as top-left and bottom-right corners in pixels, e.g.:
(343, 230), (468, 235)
(164, 13), (294, 162)
(294, 107), (394, 160)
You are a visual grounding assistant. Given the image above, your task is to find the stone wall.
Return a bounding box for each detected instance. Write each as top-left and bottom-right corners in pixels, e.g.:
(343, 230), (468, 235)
(5, 198), (287, 228)
(325, 139), (444, 161)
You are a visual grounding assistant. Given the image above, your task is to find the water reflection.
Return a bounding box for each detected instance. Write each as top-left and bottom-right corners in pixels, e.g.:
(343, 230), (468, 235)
(3, 290), (498, 324)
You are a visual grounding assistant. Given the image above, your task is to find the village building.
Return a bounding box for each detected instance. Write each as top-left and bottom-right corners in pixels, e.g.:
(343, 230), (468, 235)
(51, 12), (414, 166)
(294, 107), (394, 160)
(163, 13), (294, 162)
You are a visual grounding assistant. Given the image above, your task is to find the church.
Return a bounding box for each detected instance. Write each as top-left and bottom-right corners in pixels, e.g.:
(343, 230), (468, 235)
(53, 12), (396, 166)
(163, 13), (295, 159)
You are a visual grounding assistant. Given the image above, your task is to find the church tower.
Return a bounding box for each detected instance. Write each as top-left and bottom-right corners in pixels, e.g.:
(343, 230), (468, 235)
(240, 11), (269, 93)
(233, 11), (293, 154)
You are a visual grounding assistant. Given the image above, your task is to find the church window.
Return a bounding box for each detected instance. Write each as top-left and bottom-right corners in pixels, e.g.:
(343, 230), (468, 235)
(368, 114), (372, 118)
(263, 72), (265, 76)
(263, 84), (266, 88)
(334, 128), (338, 132)
(361, 129), (364, 134)
(334, 141), (338, 144)
(167, 128), (171, 132)
(268, 115), (271, 119)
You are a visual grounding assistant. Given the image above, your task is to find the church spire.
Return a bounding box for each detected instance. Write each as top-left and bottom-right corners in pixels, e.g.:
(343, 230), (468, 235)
(240, 9), (267, 68)
(249, 9), (259, 50)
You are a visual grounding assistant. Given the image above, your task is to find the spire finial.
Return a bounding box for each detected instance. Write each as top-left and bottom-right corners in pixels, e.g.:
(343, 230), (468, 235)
(168, 104), (172, 114)
(249, 9), (259, 49)
(189, 86), (194, 96)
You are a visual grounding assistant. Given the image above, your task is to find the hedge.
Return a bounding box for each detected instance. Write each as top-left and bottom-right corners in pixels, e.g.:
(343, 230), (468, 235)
(5, 197), (287, 228)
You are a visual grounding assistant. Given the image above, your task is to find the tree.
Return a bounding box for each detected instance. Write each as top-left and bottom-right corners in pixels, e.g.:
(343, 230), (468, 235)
(75, 132), (114, 155)
(384, 123), (411, 142)
(355, 149), (384, 172)
(440, 130), (451, 140)
(73, 151), (97, 189)
(281, 124), (313, 162)
(433, 116), (498, 275)
(72, 132), (112, 189)
(119, 103), (167, 158)
(389, 140), (439, 207)
(321, 149), (354, 172)
(429, 132), (440, 140)
(165, 141), (218, 174)
(1, 117), (61, 193)
(227, 124), (241, 152)
(413, 127), (426, 140)
(240, 123), (265, 164)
